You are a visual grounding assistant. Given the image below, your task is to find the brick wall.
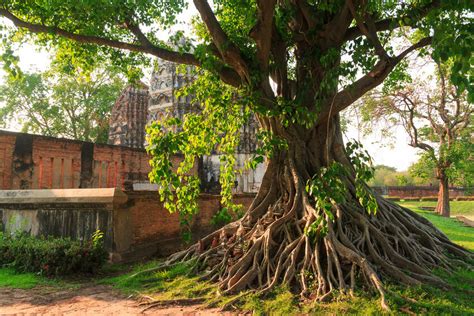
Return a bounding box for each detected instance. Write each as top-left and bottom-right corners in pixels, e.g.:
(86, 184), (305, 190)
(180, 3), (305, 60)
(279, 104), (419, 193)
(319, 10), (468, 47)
(124, 192), (255, 258)
(0, 133), (15, 190)
(31, 136), (82, 189)
(0, 130), (185, 190)
(372, 186), (469, 198)
(0, 188), (257, 262)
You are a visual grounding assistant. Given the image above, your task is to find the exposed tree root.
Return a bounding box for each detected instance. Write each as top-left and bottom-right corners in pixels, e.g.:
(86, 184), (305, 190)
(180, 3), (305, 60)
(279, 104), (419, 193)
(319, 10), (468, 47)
(151, 157), (472, 311)
(138, 297), (205, 307)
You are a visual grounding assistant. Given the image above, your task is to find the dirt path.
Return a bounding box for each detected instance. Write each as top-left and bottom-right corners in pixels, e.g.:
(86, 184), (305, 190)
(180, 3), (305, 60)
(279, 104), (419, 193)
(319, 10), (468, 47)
(0, 285), (233, 315)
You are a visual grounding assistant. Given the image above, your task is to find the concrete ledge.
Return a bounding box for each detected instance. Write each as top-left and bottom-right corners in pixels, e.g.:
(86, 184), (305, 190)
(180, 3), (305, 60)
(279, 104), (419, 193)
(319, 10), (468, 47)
(0, 188), (128, 205)
(132, 182), (158, 191)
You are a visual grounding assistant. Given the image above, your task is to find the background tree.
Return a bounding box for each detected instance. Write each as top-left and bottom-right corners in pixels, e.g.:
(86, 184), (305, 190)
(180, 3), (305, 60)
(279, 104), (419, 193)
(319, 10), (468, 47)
(368, 165), (398, 186)
(1, 0), (472, 309)
(409, 133), (474, 189)
(0, 53), (125, 142)
(359, 60), (473, 217)
(367, 164), (432, 187)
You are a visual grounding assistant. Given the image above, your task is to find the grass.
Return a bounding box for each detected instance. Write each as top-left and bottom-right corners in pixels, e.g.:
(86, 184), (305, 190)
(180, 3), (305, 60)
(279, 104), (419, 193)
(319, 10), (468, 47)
(0, 266), (85, 291)
(98, 261), (303, 314)
(97, 201), (473, 315)
(99, 261), (215, 301)
(1, 201), (473, 314)
(96, 259), (474, 315)
(398, 201), (474, 251)
(398, 200), (473, 217)
(0, 268), (44, 289)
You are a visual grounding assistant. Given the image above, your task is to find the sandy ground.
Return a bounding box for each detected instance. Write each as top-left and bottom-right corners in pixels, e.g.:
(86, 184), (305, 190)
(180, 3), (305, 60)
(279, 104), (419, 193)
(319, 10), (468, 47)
(0, 285), (234, 316)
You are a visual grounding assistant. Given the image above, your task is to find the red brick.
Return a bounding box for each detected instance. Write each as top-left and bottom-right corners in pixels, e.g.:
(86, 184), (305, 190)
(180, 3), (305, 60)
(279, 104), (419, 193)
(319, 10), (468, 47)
(0, 130), (188, 190)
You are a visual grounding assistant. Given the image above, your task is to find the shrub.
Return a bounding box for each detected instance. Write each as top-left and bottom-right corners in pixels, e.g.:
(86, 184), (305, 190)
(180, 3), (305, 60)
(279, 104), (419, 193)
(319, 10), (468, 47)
(0, 230), (108, 276)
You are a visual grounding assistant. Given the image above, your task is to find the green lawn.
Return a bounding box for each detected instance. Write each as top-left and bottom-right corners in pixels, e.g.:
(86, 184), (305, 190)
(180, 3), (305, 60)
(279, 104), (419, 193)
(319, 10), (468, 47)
(1, 201), (473, 315)
(398, 201), (474, 251)
(398, 200), (474, 217)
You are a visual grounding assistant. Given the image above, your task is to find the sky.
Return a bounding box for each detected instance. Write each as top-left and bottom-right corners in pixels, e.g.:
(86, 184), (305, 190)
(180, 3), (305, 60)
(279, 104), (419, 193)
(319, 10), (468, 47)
(343, 122), (419, 171)
(0, 17), (421, 172)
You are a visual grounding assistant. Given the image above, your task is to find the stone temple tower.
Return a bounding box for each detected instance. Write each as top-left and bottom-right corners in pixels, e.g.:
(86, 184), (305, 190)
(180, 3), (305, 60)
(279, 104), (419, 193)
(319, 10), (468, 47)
(148, 60), (194, 124)
(108, 59), (265, 193)
(108, 83), (149, 149)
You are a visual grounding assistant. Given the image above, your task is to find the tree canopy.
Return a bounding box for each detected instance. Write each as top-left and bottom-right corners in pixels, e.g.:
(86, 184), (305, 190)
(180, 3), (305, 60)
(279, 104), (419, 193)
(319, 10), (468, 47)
(1, 1), (472, 94)
(0, 52), (125, 142)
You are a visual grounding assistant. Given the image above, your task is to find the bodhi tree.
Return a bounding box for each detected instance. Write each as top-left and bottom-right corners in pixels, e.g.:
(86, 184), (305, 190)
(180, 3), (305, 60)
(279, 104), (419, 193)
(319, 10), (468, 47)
(1, 0), (472, 309)
(358, 59), (473, 217)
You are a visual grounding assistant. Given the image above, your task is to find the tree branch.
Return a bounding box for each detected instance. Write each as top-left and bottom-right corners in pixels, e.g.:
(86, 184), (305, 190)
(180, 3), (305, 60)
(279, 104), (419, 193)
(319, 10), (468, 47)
(347, 0), (389, 60)
(435, 61), (452, 126)
(317, 0), (353, 49)
(405, 104), (437, 156)
(0, 9), (200, 66)
(193, 0), (250, 81)
(318, 36), (432, 123)
(0, 8), (243, 87)
(250, 0), (276, 72)
(125, 21), (155, 49)
(344, 17), (393, 42)
(343, 0), (441, 42)
(386, 96), (437, 157)
(270, 22), (289, 98)
(295, 0), (317, 30)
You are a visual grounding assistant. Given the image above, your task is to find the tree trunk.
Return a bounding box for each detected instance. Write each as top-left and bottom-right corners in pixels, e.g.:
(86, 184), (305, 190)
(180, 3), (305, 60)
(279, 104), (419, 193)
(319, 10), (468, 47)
(436, 174), (451, 217)
(154, 116), (471, 309)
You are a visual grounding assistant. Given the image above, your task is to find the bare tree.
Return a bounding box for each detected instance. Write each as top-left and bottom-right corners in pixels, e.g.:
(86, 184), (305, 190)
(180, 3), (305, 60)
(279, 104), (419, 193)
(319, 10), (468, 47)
(360, 61), (473, 217)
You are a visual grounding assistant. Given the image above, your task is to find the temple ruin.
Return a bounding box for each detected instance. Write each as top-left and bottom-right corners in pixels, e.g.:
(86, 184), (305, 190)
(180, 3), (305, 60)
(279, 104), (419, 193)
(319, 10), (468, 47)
(107, 60), (265, 193)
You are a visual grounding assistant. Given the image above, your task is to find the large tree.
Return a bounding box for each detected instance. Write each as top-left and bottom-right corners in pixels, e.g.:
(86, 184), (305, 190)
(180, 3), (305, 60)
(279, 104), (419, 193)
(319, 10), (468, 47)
(1, 0), (472, 309)
(358, 60), (473, 217)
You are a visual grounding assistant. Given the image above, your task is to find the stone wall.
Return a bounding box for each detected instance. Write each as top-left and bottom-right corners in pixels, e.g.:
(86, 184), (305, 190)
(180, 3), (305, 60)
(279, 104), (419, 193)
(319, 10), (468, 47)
(0, 188), (256, 262)
(0, 189), (127, 252)
(0, 130), (185, 190)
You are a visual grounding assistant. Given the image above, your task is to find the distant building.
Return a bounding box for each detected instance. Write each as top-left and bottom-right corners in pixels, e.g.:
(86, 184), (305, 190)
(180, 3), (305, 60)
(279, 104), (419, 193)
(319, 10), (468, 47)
(108, 60), (265, 193)
(108, 83), (149, 149)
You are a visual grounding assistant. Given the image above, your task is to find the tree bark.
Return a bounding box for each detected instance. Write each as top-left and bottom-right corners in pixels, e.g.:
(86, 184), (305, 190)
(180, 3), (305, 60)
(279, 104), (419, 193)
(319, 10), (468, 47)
(436, 173), (451, 217)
